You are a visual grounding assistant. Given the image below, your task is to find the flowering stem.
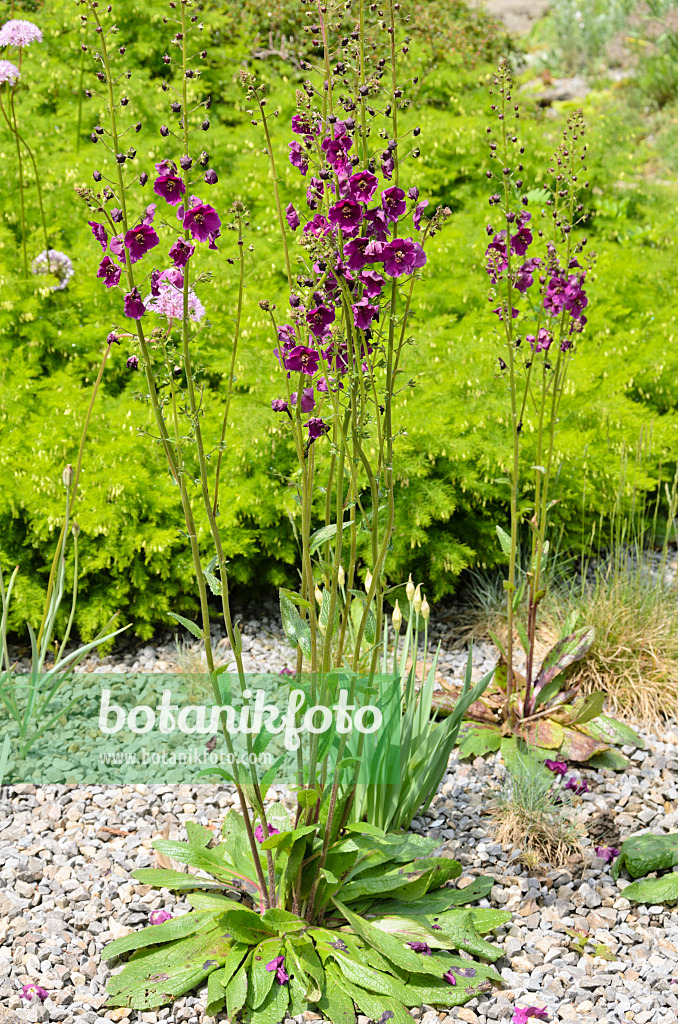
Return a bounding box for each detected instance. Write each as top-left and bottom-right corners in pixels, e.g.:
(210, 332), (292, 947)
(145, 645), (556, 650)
(3, 87), (27, 275)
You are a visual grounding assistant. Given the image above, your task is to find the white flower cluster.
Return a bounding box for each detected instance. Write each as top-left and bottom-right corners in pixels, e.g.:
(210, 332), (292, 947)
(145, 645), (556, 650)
(31, 250), (74, 291)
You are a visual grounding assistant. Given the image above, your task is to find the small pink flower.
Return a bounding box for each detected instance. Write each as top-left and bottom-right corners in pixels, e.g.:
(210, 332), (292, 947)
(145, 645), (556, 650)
(254, 824), (280, 843)
(594, 846), (620, 864)
(265, 955), (289, 984)
(149, 909), (172, 925)
(20, 983), (49, 1001)
(512, 1007), (549, 1024)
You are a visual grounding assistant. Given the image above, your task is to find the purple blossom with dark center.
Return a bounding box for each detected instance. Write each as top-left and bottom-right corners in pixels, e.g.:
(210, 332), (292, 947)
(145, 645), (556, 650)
(304, 214), (332, 238)
(512, 1008), (549, 1024)
(514, 257), (542, 293)
(110, 234), (125, 259)
(306, 305), (335, 340)
(183, 202), (221, 243)
(274, 324), (297, 366)
(124, 223), (159, 264)
(564, 776), (589, 796)
(265, 955), (289, 985)
(595, 846), (620, 863)
(365, 206), (391, 241)
(254, 824), (281, 843)
(149, 909), (172, 925)
(328, 198), (364, 236)
(316, 375), (343, 394)
(353, 297), (378, 331)
(97, 255), (121, 288)
(292, 112), (321, 137)
(322, 134), (352, 169)
(564, 275), (588, 319)
(381, 186), (406, 222)
(285, 345), (320, 375)
(413, 199), (429, 231)
(344, 237), (373, 272)
(107, 332), (119, 345)
(20, 984), (49, 1002)
(291, 388), (315, 413)
(286, 203), (300, 231)
(348, 170), (379, 203)
(88, 221), (108, 251)
(544, 275), (569, 314)
(323, 341), (349, 374)
(527, 328), (553, 353)
(408, 942), (432, 956)
(271, 398), (289, 413)
(124, 287), (146, 319)
(360, 270), (385, 298)
(169, 237), (195, 268)
(381, 237), (427, 278)
(288, 140), (309, 175)
(153, 173), (185, 206)
(306, 417), (329, 441)
(306, 176), (324, 209)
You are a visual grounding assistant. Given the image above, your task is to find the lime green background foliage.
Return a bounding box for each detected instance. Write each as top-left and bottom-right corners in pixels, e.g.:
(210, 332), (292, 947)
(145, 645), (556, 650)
(1, 0), (678, 638)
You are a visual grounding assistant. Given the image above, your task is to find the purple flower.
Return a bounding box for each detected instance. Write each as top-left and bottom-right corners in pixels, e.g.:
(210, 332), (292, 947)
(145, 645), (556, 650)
(285, 345), (320, 375)
(124, 287), (146, 319)
(292, 112), (321, 137)
(485, 234), (508, 282)
(20, 983), (49, 1002)
(381, 238), (426, 278)
(353, 298), (378, 331)
(527, 329), (553, 353)
(343, 237), (373, 272)
(413, 200), (429, 231)
(408, 942), (432, 955)
(169, 237), (195, 268)
(595, 846), (620, 863)
(442, 970), (457, 986)
(306, 417), (329, 441)
(306, 305), (335, 340)
(97, 255), (121, 289)
(288, 140), (309, 175)
(323, 341), (349, 374)
(328, 198), (364, 236)
(381, 151), (395, 179)
(126, 355), (139, 370)
(279, 667), (295, 676)
(291, 388), (315, 413)
(155, 159), (177, 175)
(265, 955), (289, 985)
(322, 134), (352, 169)
(88, 221), (108, 251)
(511, 212), (533, 256)
(544, 759), (568, 775)
(110, 234), (125, 259)
(107, 332), (119, 345)
(285, 203), (300, 231)
(514, 257), (542, 293)
(183, 202), (221, 243)
(408, 186), (419, 200)
(564, 776), (589, 796)
(381, 186), (406, 222)
(564, 275), (588, 320)
(271, 398), (289, 413)
(360, 270), (385, 298)
(303, 214), (332, 238)
(0, 60), (20, 85)
(543, 275), (569, 315)
(142, 203), (157, 226)
(365, 207), (391, 241)
(154, 174), (185, 206)
(492, 305), (519, 320)
(124, 224), (159, 264)
(110, 207), (123, 223)
(255, 824), (281, 843)
(0, 19), (43, 47)
(348, 170), (379, 203)
(149, 909), (172, 925)
(512, 1008), (549, 1024)
(306, 176), (324, 210)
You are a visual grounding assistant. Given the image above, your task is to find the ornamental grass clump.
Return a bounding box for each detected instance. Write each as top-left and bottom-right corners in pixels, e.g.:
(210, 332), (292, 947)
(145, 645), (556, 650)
(78, 1), (504, 1018)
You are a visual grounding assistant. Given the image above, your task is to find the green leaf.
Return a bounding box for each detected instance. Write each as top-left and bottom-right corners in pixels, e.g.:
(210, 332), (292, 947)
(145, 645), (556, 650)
(206, 967), (227, 1015)
(622, 873), (678, 904)
(260, 908), (308, 935)
(613, 833), (678, 881)
(131, 868), (225, 892)
(457, 724), (502, 759)
(167, 610), (204, 640)
(102, 910), (213, 961)
(244, 973), (289, 1024)
(226, 963), (248, 1019)
(186, 822), (214, 849)
(567, 691), (606, 725)
(578, 714), (644, 749)
(260, 824), (318, 851)
(341, 978), (413, 1023)
(221, 941), (250, 989)
(333, 900), (442, 976)
(279, 589), (312, 659)
(309, 521), (353, 555)
(204, 569), (223, 596)
(318, 965), (357, 1024)
(250, 938), (283, 1008)
(496, 524), (512, 557)
(586, 749), (630, 770)
(532, 626), (595, 705)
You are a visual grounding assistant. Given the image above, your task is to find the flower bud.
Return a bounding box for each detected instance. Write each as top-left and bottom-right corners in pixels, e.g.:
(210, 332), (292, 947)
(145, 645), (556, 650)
(315, 585), (323, 606)
(72, 521), (80, 538)
(406, 573), (415, 602)
(139, 171), (148, 185)
(413, 584), (422, 616)
(62, 464), (74, 488)
(204, 169), (218, 184)
(337, 566), (345, 586)
(421, 594), (430, 621)
(92, 169), (102, 182)
(365, 569), (372, 593)
(160, 125), (170, 137)
(127, 355), (139, 370)
(392, 599), (402, 634)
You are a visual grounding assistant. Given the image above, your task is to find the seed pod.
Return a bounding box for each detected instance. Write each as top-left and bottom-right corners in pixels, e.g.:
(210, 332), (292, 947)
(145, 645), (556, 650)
(62, 464), (74, 488)
(392, 599), (402, 634)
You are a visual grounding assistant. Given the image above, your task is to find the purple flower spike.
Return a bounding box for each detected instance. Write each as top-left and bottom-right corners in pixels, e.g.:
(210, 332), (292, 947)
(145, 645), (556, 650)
(169, 237), (195, 268)
(286, 203), (300, 231)
(124, 224), (159, 264)
(328, 198), (364, 236)
(306, 305), (335, 340)
(288, 140), (309, 176)
(265, 955), (289, 985)
(285, 345), (320, 375)
(20, 983), (49, 1002)
(183, 202), (221, 243)
(544, 759), (568, 775)
(306, 417), (329, 441)
(124, 287), (146, 320)
(348, 170), (379, 203)
(381, 186), (407, 222)
(88, 221), (108, 251)
(595, 846), (620, 863)
(352, 297), (378, 331)
(254, 824), (281, 843)
(413, 199), (429, 231)
(381, 238), (426, 278)
(512, 1007), (549, 1024)
(291, 388), (315, 413)
(408, 942), (432, 956)
(97, 255), (121, 289)
(149, 909), (172, 925)
(153, 174), (185, 206)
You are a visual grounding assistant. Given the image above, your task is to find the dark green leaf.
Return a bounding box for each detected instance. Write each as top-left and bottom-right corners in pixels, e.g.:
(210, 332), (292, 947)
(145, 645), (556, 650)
(167, 611), (204, 640)
(613, 833), (678, 881)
